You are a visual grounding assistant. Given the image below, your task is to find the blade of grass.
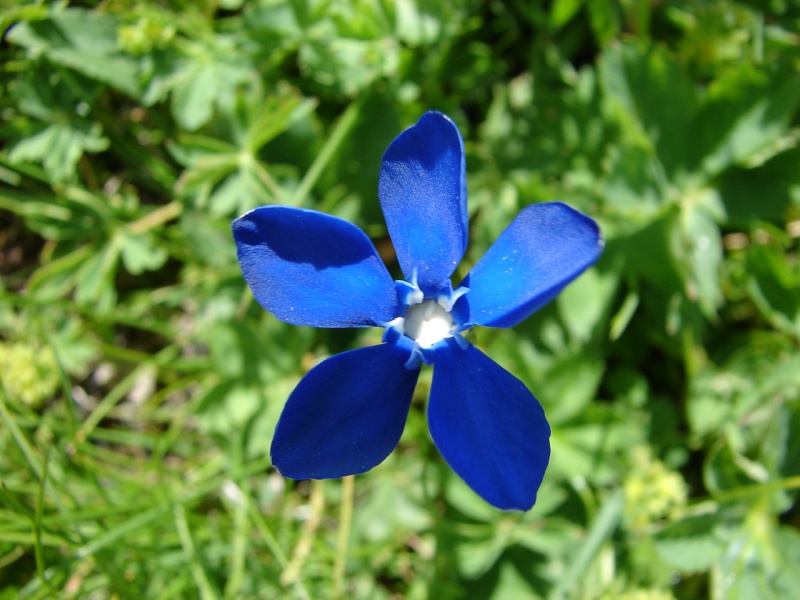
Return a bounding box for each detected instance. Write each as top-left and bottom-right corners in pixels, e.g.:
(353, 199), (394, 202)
(174, 504), (221, 600)
(222, 435), (246, 600)
(76, 505), (166, 559)
(290, 99), (362, 206)
(222, 485), (247, 600)
(34, 446), (56, 595)
(548, 490), (624, 600)
(0, 384), (43, 481)
(74, 456), (273, 559)
(0, 545), (25, 570)
(76, 345), (178, 442)
(246, 498), (311, 600)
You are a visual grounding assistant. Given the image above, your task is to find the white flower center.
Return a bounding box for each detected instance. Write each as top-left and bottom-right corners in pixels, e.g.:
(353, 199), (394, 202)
(402, 300), (454, 349)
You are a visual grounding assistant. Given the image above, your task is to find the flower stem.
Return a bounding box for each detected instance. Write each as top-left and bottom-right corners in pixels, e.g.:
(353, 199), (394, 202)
(333, 475), (354, 598)
(281, 480), (325, 589)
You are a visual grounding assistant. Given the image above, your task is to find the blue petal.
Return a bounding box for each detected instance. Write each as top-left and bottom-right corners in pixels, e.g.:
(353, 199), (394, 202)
(233, 206), (398, 328)
(428, 341), (550, 510)
(271, 343), (420, 479)
(459, 202), (603, 328)
(379, 111), (468, 291)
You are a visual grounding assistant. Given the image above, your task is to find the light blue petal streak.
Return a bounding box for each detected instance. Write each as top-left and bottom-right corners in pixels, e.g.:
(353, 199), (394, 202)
(428, 341), (550, 511)
(379, 111), (468, 291)
(271, 343), (420, 479)
(233, 206), (398, 328)
(460, 202), (603, 328)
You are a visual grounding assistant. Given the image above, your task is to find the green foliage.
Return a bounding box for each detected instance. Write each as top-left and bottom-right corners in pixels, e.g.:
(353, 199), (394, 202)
(1, 0), (799, 598)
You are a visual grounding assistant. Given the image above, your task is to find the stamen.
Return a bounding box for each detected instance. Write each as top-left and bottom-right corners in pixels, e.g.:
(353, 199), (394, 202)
(437, 286), (469, 312)
(402, 300), (454, 349)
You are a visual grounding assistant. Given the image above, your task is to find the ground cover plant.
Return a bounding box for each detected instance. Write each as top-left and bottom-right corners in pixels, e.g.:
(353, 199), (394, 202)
(1, 0), (800, 598)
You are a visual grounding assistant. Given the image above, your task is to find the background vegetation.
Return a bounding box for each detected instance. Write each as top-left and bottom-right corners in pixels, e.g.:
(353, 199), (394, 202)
(2, 0), (800, 598)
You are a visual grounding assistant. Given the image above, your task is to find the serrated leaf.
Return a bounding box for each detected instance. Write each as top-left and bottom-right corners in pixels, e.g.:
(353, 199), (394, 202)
(7, 10), (141, 97)
(9, 122), (108, 182)
(166, 42), (256, 131)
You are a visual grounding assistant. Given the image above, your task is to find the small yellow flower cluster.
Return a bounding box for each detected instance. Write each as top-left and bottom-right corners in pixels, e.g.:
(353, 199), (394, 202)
(0, 341), (59, 409)
(623, 446), (688, 531)
(118, 15), (176, 55)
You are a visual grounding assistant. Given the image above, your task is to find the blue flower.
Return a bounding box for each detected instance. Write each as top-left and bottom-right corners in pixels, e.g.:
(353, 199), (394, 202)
(232, 111), (603, 510)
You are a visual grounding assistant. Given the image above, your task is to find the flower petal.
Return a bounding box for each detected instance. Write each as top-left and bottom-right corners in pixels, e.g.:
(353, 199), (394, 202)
(271, 343), (420, 479)
(233, 206), (397, 327)
(379, 111), (468, 291)
(460, 202), (603, 328)
(428, 341), (550, 510)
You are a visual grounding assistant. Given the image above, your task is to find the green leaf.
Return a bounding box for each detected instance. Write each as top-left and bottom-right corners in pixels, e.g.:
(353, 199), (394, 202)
(613, 208), (685, 295)
(587, 0), (620, 45)
(601, 142), (666, 213)
(354, 463), (432, 541)
(704, 441), (763, 496)
(170, 64), (222, 132)
(74, 240), (121, 310)
(654, 513), (727, 573)
(682, 196), (724, 316)
(551, 0), (585, 28)
(195, 381), (262, 436)
(7, 9), (141, 97)
(163, 39), (256, 131)
(558, 264), (619, 344)
(599, 42), (697, 180)
(690, 61), (800, 178)
(243, 90), (316, 153)
(719, 147), (800, 226)
(746, 242), (800, 340)
(394, 0), (442, 44)
(298, 36), (399, 97)
(537, 354), (604, 424)
(120, 232), (168, 275)
(9, 122), (108, 182)
(718, 524), (800, 600)
(551, 406), (639, 483)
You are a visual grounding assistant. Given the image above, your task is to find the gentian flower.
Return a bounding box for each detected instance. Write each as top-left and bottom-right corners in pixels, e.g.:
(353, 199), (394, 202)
(233, 111), (602, 510)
